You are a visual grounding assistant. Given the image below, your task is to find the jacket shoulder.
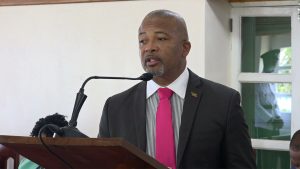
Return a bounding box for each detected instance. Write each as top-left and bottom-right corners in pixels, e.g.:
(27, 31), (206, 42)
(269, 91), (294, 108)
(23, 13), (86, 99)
(109, 81), (146, 100)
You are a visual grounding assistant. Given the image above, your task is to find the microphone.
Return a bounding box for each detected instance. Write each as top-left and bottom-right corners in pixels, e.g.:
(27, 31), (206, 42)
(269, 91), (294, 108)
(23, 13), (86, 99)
(58, 73), (153, 137)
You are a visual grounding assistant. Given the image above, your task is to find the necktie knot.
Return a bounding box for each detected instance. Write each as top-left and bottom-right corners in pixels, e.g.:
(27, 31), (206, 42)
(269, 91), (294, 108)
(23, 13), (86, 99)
(158, 88), (173, 100)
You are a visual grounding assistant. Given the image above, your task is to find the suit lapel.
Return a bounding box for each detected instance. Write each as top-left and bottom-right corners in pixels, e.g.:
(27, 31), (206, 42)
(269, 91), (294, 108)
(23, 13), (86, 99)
(177, 70), (203, 167)
(133, 82), (147, 152)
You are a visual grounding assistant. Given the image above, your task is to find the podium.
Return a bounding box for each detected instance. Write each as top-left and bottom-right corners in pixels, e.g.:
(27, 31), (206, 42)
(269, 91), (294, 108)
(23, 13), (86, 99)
(0, 135), (167, 169)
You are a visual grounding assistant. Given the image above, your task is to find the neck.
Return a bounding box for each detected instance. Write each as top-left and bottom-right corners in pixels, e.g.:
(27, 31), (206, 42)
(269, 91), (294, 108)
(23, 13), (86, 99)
(153, 77), (174, 86)
(153, 68), (185, 86)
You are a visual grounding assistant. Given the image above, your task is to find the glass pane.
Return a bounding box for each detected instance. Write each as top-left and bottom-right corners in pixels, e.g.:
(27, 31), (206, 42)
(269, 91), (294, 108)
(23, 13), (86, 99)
(241, 17), (292, 74)
(255, 149), (290, 169)
(242, 83), (291, 140)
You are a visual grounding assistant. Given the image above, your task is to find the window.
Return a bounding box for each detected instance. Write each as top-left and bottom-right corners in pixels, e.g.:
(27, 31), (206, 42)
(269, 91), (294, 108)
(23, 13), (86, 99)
(231, 3), (300, 169)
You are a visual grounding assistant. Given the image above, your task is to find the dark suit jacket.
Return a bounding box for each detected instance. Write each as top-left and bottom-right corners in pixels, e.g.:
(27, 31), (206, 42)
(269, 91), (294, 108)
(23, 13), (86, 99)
(99, 69), (256, 169)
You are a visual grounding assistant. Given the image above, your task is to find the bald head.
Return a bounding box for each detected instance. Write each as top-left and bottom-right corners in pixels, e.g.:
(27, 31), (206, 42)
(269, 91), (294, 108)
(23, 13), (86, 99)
(291, 130), (300, 169)
(291, 130), (300, 151)
(140, 9), (189, 41)
(138, 9), (191, 86)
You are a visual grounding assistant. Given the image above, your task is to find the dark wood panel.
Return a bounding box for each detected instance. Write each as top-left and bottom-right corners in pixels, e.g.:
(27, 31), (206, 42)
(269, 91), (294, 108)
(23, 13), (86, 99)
(0, 0), (133, 6)
(0, 0), (287, 6)
(229, 0), (285, 2)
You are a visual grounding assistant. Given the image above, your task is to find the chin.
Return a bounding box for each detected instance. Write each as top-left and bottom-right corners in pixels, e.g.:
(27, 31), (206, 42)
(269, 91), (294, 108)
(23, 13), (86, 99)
(146, 67), (164, 77)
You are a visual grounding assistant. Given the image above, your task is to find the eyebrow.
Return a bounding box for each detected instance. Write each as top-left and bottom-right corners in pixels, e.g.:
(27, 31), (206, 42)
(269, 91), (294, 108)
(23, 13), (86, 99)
(139, 31), (168, 36)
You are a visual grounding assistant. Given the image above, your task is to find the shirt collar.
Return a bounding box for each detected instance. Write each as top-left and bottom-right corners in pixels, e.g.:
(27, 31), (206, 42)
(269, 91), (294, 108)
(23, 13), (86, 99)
(146, 68), (189, 99)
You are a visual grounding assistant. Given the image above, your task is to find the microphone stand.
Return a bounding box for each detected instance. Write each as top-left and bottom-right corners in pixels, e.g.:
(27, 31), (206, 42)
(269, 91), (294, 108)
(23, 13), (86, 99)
(57, 73), (153, 138)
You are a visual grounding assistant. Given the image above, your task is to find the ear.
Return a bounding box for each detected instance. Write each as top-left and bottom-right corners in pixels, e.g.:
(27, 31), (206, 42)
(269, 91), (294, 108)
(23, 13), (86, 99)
(182, 41), (191, 58)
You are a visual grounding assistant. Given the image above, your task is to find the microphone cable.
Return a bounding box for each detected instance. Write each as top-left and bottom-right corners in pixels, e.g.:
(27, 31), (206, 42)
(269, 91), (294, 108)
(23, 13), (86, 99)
(38, 124), (73, 169)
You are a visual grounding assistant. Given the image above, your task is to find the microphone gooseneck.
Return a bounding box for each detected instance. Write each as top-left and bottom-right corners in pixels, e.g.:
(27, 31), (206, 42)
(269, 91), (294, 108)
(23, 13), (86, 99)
(65, 73), (153, 137)
(80, 72), (153, 91)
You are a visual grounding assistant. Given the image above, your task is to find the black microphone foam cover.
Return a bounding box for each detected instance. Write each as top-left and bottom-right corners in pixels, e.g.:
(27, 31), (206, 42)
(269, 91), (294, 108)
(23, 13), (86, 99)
(139, 73), (153, 81)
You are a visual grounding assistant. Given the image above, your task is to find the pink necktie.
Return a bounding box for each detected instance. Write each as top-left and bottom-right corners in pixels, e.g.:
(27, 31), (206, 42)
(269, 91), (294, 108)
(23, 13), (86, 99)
(156, 88), (176, 169)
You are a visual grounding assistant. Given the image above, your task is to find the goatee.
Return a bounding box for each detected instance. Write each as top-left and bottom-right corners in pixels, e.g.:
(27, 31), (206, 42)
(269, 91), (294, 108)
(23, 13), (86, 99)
(145, 66), (164, 77)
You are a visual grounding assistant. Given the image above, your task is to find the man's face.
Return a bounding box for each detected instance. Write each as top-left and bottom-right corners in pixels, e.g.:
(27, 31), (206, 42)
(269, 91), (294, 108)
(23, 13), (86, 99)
(291, 150), (300, 169)
(138, 17), (190, 80)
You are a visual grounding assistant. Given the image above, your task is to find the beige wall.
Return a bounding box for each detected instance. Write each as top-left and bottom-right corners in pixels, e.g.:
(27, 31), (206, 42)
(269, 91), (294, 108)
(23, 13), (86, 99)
(205, 0), (231, 85)
(0, 0), (209, 137)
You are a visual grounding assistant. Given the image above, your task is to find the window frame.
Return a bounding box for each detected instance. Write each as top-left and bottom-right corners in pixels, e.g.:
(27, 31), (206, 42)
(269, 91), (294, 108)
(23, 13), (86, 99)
(231, 3), (300, 151)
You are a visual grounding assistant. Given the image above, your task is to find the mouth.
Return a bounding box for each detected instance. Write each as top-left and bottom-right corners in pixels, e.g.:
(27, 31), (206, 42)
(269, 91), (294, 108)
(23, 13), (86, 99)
(144, 56), (161, 67)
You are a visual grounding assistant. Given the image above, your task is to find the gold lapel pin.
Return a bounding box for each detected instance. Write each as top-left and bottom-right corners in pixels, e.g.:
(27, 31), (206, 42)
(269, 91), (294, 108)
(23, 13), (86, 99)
(191, 91), (198, 97)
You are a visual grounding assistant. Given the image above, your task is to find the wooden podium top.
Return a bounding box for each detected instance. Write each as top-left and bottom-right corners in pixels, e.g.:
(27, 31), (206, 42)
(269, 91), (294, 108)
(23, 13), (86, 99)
(0, 135), (166, 169)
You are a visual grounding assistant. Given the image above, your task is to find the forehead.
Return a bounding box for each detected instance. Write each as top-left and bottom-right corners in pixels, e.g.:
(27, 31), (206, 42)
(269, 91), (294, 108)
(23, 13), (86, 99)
(291, 150), (300, 162)
(139, 17), (178, 35)
(291, 150), (300, 156)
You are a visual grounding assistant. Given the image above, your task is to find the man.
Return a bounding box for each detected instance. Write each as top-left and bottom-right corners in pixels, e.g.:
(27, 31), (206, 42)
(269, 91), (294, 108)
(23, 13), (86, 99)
(290, 130), (300, 169)
(98, 9), (256, 169)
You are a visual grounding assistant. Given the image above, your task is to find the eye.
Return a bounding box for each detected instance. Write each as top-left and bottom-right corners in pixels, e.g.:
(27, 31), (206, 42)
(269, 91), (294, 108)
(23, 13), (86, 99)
(158, 37), (167, 41)
(139, 39), (146, 45)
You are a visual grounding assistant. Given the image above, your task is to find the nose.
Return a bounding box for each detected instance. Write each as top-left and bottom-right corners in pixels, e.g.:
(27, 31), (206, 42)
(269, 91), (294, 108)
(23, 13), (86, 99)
(144, 41), (158, 53)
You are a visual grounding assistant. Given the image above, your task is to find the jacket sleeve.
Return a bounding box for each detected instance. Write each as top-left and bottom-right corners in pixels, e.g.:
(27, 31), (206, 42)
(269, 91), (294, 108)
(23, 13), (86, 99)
(98, 97), (111, 138)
